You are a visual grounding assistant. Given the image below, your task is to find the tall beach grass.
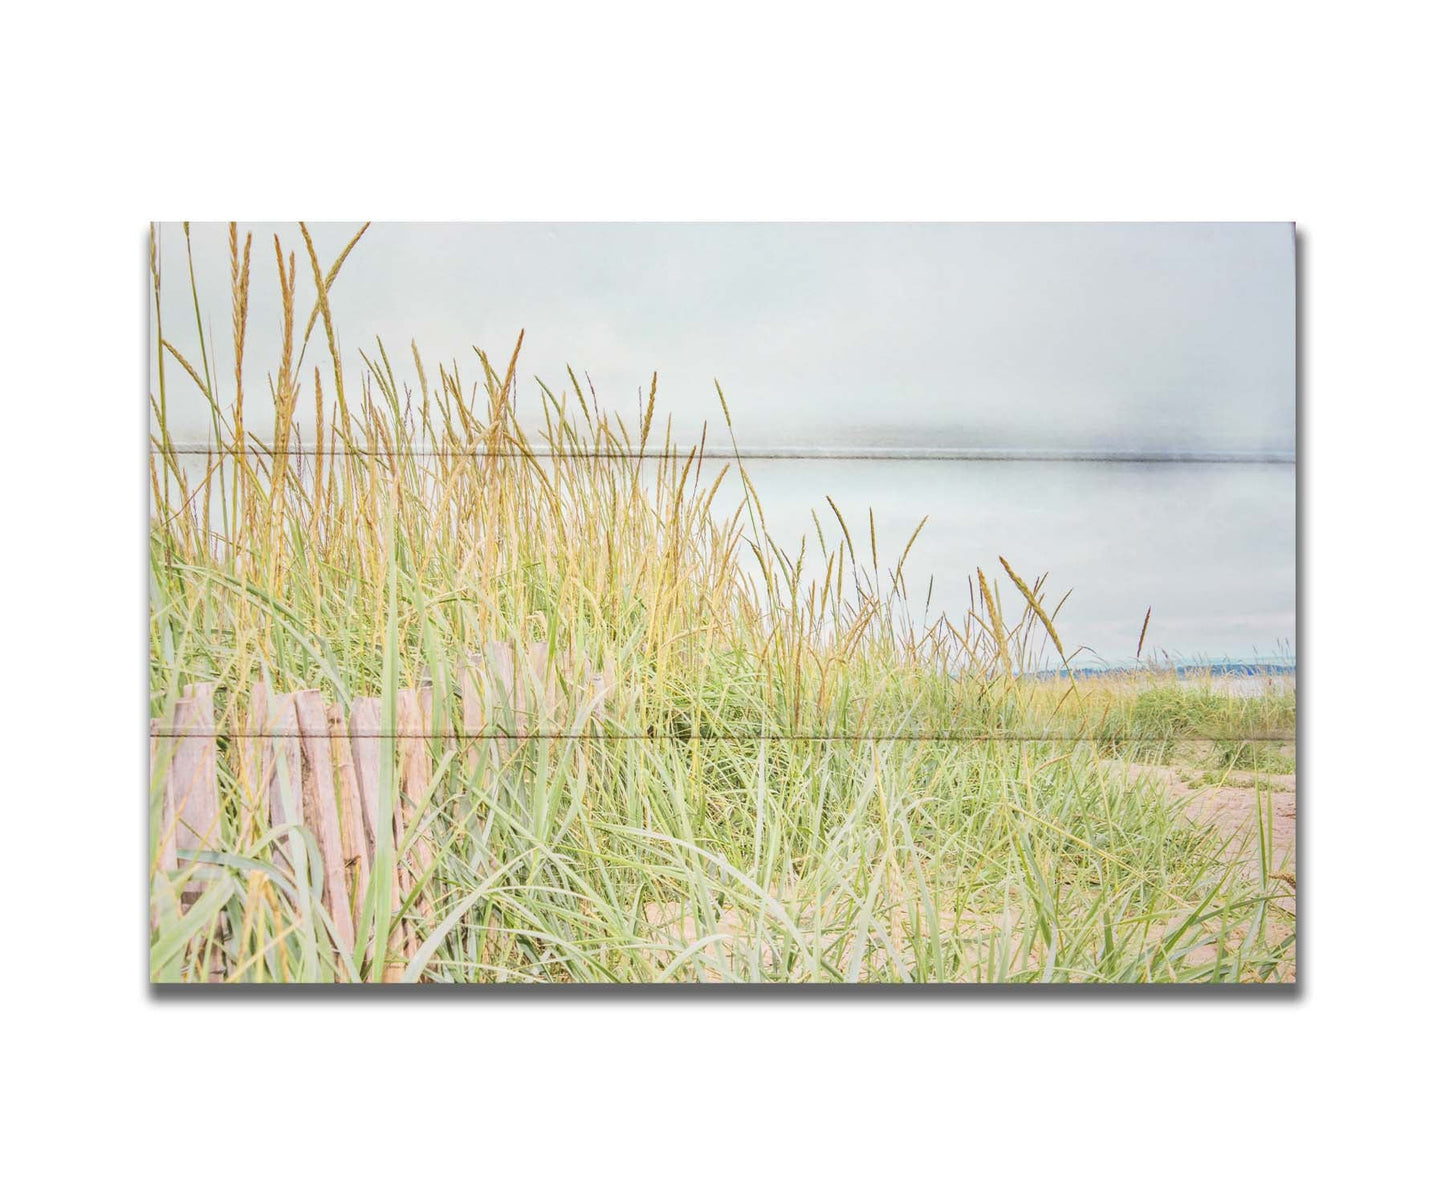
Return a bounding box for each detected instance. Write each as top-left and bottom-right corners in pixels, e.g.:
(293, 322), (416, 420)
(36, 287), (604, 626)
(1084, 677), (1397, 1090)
(149, 224), (1295, 983)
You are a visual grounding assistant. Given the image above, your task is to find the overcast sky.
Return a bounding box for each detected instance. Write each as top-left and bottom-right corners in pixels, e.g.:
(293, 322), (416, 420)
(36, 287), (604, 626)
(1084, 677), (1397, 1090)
(152, 222), (1295, 662)
(154, 222), (1294, 454)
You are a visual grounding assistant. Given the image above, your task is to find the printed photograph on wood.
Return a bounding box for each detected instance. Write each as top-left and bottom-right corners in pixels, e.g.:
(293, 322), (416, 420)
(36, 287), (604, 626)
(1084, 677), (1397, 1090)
(148, 222), (1296, 984)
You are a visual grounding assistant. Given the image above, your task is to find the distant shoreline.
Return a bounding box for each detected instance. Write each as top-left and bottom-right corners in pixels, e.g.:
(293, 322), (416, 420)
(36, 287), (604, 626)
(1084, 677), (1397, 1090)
(1033, 660), (1297, 680)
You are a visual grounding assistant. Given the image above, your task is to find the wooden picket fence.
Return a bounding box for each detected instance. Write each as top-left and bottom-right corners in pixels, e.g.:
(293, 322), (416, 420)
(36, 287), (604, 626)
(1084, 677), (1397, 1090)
(150, 641), (616, 981)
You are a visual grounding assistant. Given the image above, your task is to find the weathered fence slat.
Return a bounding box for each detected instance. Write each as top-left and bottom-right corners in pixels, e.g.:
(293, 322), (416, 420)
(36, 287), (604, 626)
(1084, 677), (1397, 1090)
(150, 717), (179, 876)
(154, 688), (226, 976)
(484, 640), (519, 717)
(169, 684), (220, 903)
(526, 640), (556, 732)
(237, 682), (268, 845)
(150, 717), (179, 930)
(396, 688), (433, 834)
(348, 695), (408, 980)
(294, 689), (357, 951)
(328, 701), (371, 932)
(459, 653), (485, 775)
(396, 688), (435, 960)
(348, 697), (382, 858)
(259, 688), (304, 832)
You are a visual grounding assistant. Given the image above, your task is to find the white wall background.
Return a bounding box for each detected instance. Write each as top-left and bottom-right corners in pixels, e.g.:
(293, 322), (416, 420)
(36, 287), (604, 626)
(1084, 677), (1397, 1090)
(4, 4), (1439, 1202)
